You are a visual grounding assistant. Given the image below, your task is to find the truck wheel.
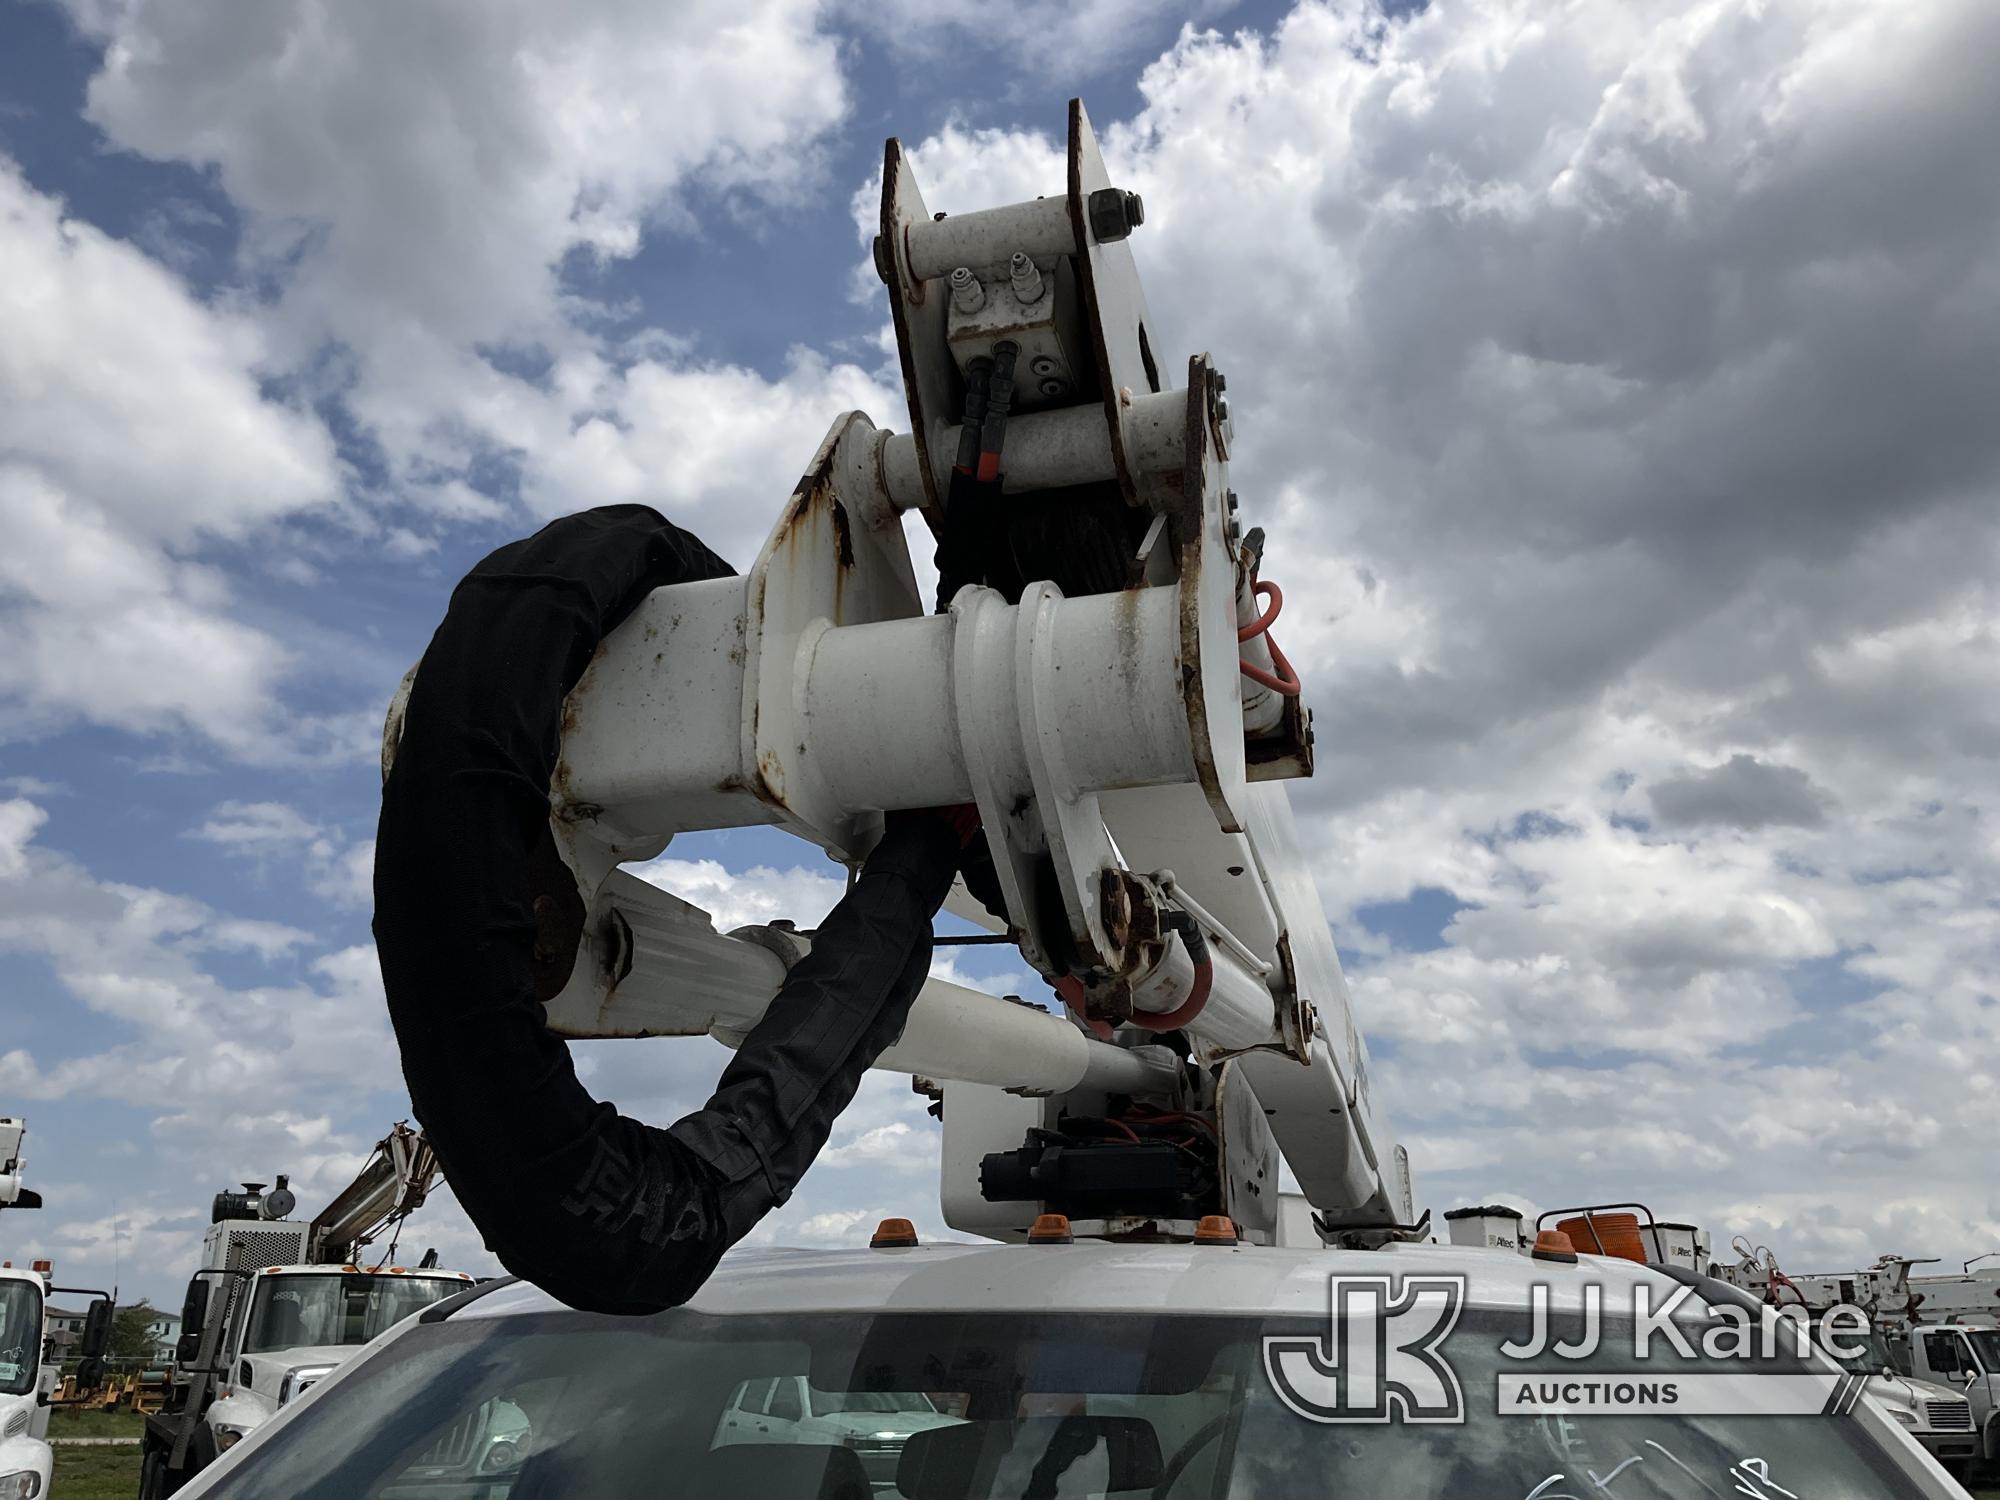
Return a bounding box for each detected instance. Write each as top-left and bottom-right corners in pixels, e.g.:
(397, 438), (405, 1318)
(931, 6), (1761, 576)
(138, 1449), (167, 1500)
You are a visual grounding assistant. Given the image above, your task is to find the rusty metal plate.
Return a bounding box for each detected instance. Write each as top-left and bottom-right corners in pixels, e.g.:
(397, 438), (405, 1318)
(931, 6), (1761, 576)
(881, 137), (952, 534)
(742, 412), (926, 861)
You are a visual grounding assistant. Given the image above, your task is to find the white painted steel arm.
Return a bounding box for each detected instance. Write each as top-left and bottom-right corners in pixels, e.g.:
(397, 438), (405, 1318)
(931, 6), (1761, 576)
(542, 871), (1182, 1101)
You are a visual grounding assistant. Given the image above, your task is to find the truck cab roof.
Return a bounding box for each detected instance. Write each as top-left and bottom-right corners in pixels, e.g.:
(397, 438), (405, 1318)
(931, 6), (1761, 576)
(443, 1239), (1692, 1323)
(248, 1264), (473, 1281)
(179, 1238), (1977, 1500)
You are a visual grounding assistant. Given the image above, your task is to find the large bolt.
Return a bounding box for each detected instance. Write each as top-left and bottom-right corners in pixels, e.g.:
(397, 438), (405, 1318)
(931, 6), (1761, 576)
(1101, 869), (1134, 947)
(949, 266), (986, 314)
(1086, 188), (1146, 244)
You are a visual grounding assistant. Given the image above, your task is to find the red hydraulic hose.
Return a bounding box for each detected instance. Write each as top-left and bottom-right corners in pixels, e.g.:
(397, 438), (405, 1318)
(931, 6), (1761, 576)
(1238, 578), (1303, 697)
(1053, 975), (1113, 1041)
(1055, 909), (1213, 1036)
(1236, 578), (1284, 643)
(1127, 953), (1213, 1032)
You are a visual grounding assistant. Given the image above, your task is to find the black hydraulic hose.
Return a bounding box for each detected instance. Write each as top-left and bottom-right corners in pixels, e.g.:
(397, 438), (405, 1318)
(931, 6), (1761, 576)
(954, 357), (992, 476)
(934, 348), (1020, 921)
(976, 340), (1019, 482)
(375, 504), (963, 1315)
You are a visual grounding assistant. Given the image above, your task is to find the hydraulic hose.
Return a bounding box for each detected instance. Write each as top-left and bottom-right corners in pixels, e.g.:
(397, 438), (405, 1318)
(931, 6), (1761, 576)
(375, 505), (961, 1314)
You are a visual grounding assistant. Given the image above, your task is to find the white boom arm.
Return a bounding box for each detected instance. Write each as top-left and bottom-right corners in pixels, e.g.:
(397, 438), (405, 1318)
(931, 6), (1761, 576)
(308, 1122), (441, 1264)
(0, 1116), (39, 1211)
(390, 100), (1414, 1246)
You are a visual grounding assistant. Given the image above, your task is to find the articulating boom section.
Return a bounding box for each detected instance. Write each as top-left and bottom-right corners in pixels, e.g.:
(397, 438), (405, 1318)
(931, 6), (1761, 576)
(0, 1117), (39, 1212)
(308, 1121), (441, 1265)
(394, 100), (1414, 1246)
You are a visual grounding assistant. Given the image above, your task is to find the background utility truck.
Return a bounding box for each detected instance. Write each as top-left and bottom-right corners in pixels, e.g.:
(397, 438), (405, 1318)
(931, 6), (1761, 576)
(139, 1124), (472, 1497)
(2, 1116), (114, 1500)
(171, 100), (1977, 1498)
(1714, 1243), (1985, 1477)
(1893, 1323), (2000, 1478)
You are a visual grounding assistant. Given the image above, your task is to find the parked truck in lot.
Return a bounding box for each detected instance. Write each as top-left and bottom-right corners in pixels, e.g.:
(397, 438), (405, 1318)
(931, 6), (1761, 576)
(2, 1117), (115, 1500)
(0, 1261), (55, 1500)
(156, 98), (1983, 1499)
(1891, 1323), (2000, 1477)
(1829, 1323), (1981, 1478)
(140, 1125), (471, 1497)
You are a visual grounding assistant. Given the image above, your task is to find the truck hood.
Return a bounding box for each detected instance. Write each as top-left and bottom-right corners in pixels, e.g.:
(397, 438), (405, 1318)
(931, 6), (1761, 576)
(814, 1410), (964, 1440)
(242, 1345), (359, 1400)
(1862, 1373), (1924, 1412)
(1898, 1375), (1974, 1404)
(1864, 1373), (1972, 1415)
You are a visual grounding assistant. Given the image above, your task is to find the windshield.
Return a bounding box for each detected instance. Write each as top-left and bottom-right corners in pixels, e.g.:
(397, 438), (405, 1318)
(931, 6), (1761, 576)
(1827, 1328), (1900, 1377)
(241, 1274), (460, 1354)
(1968, 1330), (2000, 1373)
(0, 1280), (42, 1396)
(200, 1305), (1933, 1499)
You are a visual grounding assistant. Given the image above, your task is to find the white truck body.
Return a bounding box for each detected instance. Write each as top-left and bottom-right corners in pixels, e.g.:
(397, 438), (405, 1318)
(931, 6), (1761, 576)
(281, 94), (1970, 1500)
(1829, 1326), (1980, 1472)
(196, 1264), (474, 1452)
(172, 1242), (1978, 1498)
(144, 1208), (471, 1494)
(0, 1264), (52, 1500)
(1894, 1322), (2000, 1467)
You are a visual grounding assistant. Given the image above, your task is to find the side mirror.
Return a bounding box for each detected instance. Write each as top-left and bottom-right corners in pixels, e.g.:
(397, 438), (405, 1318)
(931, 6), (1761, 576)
(76, 1357), (105, 1389)
(79, 1298), (114, 1361)
(175, 1332), (202, 1365)
(180, 1279), (210, 1333)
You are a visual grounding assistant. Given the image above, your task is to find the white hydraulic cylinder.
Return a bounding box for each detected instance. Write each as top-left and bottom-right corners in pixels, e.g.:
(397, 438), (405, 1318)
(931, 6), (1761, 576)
(543, 872), (1182, 1100)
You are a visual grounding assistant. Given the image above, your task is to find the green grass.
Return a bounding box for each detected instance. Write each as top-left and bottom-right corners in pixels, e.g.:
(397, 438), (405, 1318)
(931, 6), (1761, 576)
(47, 1409), (144, 1498)
(47, 1407), (146, 1439)
(50, 1443), (140, 1500)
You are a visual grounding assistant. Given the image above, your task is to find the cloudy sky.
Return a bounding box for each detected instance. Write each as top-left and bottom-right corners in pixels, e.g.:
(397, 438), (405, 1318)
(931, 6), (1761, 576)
(3, 0), (1996, 1308)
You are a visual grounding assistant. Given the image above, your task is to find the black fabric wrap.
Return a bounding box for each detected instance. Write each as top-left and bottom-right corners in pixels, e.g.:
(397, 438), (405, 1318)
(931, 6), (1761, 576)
(375, 504), (961, 1315)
